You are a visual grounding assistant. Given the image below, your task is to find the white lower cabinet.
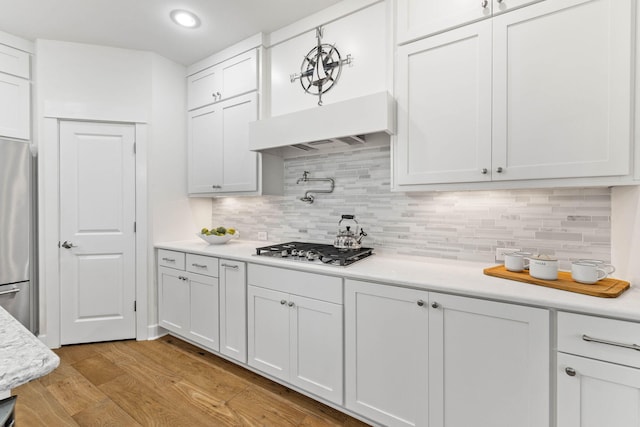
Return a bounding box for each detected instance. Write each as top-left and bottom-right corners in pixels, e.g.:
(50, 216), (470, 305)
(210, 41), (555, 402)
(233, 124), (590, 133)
(247, 264), (343, 405)
(345, 279), (550, 427)
(158, 251), (220, 352)
(345, 280), (429, 427)
(557, 312), (640, 426)
(219, 259), (247, 363)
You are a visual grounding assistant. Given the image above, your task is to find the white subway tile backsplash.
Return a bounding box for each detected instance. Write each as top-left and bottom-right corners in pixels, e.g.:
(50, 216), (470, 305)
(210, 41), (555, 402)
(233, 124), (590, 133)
(211, 146), (611, 267)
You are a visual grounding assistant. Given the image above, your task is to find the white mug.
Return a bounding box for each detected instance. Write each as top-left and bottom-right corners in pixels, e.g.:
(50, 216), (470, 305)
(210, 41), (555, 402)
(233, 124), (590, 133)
(572, 261), (609, 284)
(529, 257), (558, 280)
(504, 251), (532, 272)
(577, 259), (615, 275)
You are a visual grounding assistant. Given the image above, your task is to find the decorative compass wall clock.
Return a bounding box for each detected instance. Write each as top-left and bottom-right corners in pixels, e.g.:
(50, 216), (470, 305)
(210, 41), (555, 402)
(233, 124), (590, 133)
(289, 26), (353, 106)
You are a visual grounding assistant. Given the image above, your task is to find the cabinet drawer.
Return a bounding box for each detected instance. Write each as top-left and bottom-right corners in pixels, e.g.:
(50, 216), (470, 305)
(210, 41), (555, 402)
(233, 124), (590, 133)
(158, 250), (185, 270)
(558, 312), (640, 369)
(186, 253), (219, 277)
(0, 44), (29, 78)
(248, 264), (342, 304)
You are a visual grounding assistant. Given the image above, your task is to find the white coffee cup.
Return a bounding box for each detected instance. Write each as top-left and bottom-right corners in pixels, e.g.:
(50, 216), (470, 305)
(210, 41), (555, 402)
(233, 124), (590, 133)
(504, 251), (532, 272)
(572, 261), (609, 284)
(528, 256), (558, 280)
(577, 259), (615, 275)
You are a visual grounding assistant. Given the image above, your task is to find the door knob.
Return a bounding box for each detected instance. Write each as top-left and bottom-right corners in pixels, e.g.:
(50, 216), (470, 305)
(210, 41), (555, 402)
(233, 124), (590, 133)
(61, 241), (76, 249)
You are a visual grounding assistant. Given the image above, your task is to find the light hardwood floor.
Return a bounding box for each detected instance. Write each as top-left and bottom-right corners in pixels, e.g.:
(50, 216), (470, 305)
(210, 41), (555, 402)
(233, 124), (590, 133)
(13, 335), (371, 426)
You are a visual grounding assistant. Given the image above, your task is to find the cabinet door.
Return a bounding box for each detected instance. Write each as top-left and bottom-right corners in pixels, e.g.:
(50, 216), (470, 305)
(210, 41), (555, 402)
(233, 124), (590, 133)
(188, 104), (223, 193)
(220, 50), (257, 101)
(188, 93), (258, 194)
(345, 280), (429, 427)
(187, 49), (257, 111)
(158, 266), (189, 335)
(188, 66), (220, 111)
(219, 260), (247, 363)
(428, 293), (550, 427)
(492, 0), (632, 181)
(248, 285), (290, 381)
(395, 21), (492, 186)
(396, 0), (491, 44)
(0, 73), (29, 140)
(187, 272), (219, 351)
(0, 44), (29, 78)
(218, 93), (258, 192)
(557, 353), (640, 427)
(290, 294), (343, 405)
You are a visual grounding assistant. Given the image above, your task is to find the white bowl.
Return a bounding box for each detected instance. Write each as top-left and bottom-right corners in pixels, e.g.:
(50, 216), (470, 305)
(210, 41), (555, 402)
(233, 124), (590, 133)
(196, 231), (239, 245)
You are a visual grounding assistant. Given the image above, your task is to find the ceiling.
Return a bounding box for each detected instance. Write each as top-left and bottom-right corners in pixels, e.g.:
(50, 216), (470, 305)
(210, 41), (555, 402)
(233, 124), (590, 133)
(0, 0), (343, 65)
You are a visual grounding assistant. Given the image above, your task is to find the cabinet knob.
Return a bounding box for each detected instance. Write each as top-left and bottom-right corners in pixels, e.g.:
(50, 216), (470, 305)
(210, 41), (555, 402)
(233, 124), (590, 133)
(496, 0), (504, 3)
(565, 367), (576, 377)
(481, 168), (488, 174)
(417, 300), (425, 307)
(431, 302), (439, 309)
(212, 185), (221, 189)
(288, 301), (295, 307)
(481, 0), (488, 7)
(216, 91), (221, 99)
(280, 300), (287, 305)
(496, 167), (504, 173)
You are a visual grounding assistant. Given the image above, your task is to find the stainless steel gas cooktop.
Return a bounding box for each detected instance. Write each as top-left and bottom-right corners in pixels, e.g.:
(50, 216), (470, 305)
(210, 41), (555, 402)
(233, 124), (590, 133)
(255, 241), (373, 266)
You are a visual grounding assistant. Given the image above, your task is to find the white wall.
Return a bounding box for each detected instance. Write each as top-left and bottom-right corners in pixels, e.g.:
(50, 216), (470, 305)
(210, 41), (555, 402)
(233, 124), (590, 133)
(147, 53), (210, 326)
(35, 40), (151, 123)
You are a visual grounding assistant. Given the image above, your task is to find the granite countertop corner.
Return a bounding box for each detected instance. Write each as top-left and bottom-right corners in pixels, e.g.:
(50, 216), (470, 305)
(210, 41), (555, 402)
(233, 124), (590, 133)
(0, 306), (59, 392)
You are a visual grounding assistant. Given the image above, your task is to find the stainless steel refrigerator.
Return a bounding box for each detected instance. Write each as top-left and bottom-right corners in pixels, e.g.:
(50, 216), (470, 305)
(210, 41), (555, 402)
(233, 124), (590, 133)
(0, 138), (35, 332)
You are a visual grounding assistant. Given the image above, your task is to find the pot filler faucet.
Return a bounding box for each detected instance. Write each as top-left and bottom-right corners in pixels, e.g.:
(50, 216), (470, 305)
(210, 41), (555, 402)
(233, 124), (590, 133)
(296, 171), (335, 204)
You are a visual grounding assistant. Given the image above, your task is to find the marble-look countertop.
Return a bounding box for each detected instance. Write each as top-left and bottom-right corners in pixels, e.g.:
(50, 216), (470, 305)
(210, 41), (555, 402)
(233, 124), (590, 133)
(0, 306), (59, 392)
(157, 239), (640, 322)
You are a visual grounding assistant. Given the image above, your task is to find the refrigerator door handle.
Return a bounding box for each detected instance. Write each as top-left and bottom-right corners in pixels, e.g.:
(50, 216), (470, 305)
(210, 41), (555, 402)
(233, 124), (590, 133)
(0, 287), (20, 296)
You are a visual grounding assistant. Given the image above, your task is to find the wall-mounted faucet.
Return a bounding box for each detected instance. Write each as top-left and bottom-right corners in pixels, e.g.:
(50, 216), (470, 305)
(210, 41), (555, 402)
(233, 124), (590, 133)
(296, 171), (335, 204)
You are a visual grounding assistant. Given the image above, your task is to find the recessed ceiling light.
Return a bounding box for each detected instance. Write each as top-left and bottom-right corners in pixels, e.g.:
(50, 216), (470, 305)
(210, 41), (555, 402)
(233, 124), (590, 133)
(170, 9), (200, 28)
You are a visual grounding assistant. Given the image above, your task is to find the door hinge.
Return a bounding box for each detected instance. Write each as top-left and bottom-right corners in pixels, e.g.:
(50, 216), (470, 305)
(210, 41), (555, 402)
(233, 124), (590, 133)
(134, 301), (137, 312)
(134, 222), (137, 233)
(133, 142), (136, 154)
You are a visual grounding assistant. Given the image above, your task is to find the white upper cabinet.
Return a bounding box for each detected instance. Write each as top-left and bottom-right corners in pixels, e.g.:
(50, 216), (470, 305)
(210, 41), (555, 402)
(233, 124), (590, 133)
(187, 49), (257, 111)
(188, 92), (259, 194)
(0, 44), (30, 78)
(394, 0), (634, 189)
(0, 42), (30, 140)
(0, 73), (30, 140)
(491, 0), (632, 181)
(397, 0), (542, 44)
(396, 21), (493, 185)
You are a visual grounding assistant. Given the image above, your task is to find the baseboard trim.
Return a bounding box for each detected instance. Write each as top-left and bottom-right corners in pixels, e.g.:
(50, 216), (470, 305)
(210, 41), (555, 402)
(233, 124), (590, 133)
(145, 324), (168, 340)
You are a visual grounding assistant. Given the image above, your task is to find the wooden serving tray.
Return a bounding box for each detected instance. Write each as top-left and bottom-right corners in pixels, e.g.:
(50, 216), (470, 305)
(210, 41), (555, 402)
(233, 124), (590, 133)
(483, 265), (630, 298)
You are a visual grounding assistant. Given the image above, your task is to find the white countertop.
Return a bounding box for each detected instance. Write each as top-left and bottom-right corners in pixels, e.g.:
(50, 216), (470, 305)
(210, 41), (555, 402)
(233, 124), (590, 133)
(0, 306), (59, 392)
(156, 239), (640, 322)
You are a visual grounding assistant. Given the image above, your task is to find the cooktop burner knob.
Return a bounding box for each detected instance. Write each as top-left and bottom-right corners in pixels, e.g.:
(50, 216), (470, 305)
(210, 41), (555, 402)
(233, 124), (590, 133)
(281, 250), (288, 257)
(297, 250), (306, 257)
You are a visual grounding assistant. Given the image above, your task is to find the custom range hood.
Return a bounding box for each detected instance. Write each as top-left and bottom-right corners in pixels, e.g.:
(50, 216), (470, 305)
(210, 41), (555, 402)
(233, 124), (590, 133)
(249, 91), (396, 157)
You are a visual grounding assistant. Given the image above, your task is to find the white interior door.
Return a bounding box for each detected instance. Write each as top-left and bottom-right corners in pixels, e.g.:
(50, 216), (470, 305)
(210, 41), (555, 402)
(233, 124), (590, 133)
(59, 121), (136, 345)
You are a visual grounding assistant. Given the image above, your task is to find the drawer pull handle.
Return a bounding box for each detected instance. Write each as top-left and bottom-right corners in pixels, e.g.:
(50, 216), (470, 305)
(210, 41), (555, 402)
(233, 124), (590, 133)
(221, 263), (239, 269)
(192, 263), (207, 268)
(582, 334), (640, 352)
(162, 257), (176, 262)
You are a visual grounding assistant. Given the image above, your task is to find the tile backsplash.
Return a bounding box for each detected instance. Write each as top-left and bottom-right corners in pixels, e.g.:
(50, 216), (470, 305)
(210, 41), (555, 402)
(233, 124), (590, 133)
(211, 146), (611, 268)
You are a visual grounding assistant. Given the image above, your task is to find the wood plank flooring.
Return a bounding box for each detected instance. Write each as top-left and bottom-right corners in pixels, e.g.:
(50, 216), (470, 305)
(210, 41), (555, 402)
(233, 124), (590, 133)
(12, 335), (372, 426)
